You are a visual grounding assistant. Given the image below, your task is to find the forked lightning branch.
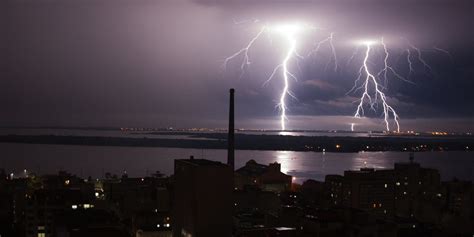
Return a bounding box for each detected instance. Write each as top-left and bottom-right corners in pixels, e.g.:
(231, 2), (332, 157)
(224, 21), (441, 132)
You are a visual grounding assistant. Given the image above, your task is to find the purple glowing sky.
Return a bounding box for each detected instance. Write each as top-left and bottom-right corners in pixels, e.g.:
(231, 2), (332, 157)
(2, 0), (473, 131)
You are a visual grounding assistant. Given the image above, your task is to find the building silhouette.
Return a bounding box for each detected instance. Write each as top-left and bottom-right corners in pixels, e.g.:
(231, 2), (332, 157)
(235, 160), (292, 193)
(172, 157), (233, 237)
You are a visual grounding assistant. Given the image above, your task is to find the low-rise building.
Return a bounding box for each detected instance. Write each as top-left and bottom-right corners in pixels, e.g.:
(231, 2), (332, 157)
(235, 160), (292, 192)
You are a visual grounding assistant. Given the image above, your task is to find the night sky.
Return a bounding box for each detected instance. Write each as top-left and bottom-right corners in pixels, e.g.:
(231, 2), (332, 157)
(2, 0), (473, 132)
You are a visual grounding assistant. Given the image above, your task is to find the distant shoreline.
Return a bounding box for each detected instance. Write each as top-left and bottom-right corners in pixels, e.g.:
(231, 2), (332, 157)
(1, 126), (472, 136)
(0, 134), (472, 152)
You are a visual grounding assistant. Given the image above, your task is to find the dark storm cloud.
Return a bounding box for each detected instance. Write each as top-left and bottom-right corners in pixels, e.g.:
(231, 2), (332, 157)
(2, 0), (473, 131)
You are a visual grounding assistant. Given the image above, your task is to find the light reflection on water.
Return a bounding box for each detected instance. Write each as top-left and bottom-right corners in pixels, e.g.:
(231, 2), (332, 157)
(352, 152), (394, 170)
(1, 143), (473, 183)
(275, 150), (295, 174)
(278, 131), (295, 136)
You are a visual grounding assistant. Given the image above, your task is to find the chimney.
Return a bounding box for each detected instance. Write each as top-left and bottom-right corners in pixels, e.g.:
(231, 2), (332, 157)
(227, 88), (235, 170)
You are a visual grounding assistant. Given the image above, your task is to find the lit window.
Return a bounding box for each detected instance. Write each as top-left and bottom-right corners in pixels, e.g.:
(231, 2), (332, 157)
(84, 204), (91, 209)
(64, 180), (70, 185)
(412, 224), (416, 228)
(384, 184), (388, 188)
(396, 182), (400, 186)
(403, 191), (407, 195)
(437, 193), (442, 197)
(71, 205), (78, 210)
(157, 224), (160, 228)
(38, 233), (45, 237)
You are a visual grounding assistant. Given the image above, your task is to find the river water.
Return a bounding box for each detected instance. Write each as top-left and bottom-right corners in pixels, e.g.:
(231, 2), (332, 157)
(1, 143), (472, 183)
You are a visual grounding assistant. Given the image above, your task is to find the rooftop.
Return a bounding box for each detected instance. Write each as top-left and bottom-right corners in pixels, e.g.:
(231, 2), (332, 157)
(175, 158), (228, 167)
(236, 160), (269, 176)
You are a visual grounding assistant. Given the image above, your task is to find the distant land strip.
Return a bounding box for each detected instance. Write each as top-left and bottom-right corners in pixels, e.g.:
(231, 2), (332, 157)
(0, 134), (473, 152)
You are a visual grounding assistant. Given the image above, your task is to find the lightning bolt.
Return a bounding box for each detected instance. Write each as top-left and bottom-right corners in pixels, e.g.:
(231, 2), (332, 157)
(353, 41), (400, 132)
(224, 23), (309, 131)
(224, 22), (446, 132)
(378, 37), (413, 86)
(404, 40), (433, 74)
(308, 32), (338, 72)
(223, 26), (267, 78)
(232, 18), (260, 25)
(406, 48), (415, 76)
(433, 46), (453, 62)
(347, 46), (359, 66)
(278, 34), (297, 130)
(348, 37), (444, 132)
